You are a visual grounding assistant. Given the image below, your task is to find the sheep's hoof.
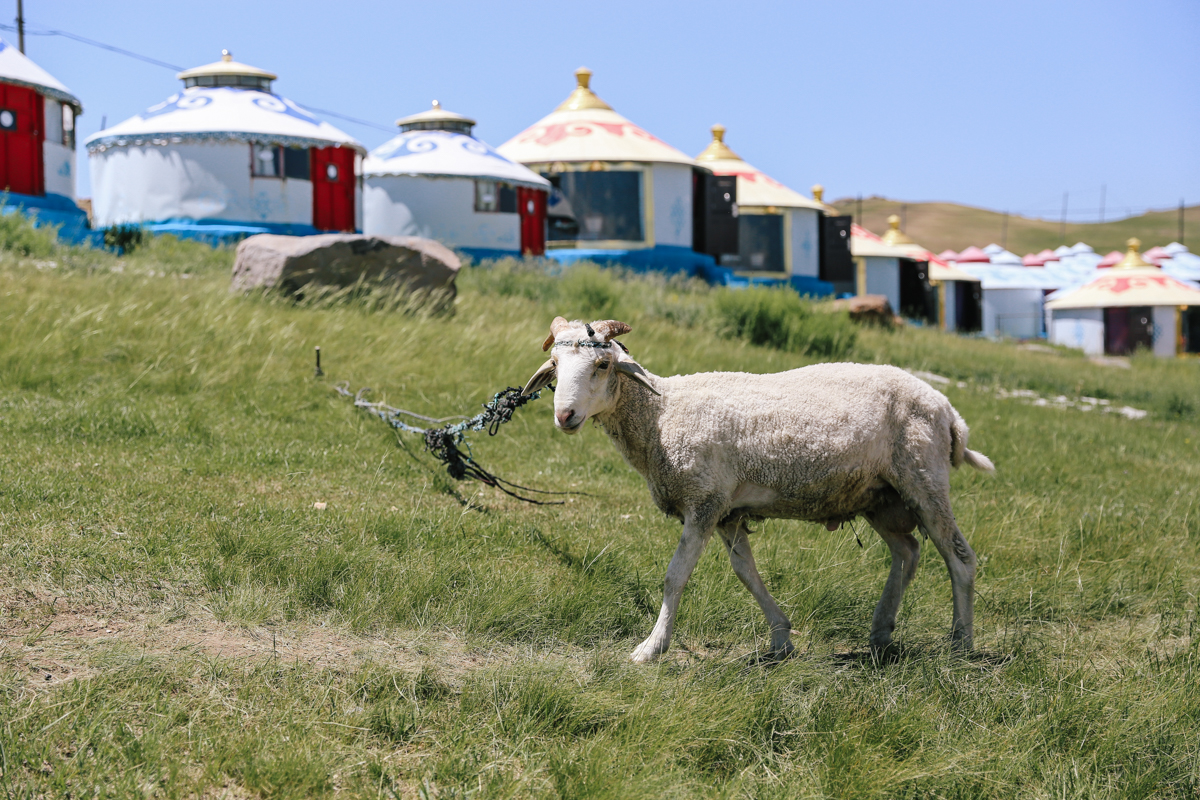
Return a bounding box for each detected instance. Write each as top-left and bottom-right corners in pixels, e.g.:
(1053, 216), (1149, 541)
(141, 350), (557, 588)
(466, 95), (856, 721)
(629, 639), (667, 663)
(755, 641), (795, 665)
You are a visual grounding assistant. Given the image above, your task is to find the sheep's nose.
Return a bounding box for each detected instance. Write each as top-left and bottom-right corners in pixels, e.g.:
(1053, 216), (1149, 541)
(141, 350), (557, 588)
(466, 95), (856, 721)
(556, 409), (575, 427)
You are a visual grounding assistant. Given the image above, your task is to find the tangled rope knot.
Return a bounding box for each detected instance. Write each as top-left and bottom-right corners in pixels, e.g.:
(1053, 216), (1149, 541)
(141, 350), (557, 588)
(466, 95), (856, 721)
(334, 382), (576, 505)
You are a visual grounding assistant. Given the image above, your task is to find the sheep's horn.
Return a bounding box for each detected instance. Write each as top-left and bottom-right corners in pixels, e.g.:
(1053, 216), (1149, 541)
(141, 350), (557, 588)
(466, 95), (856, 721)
(590, 320), (631, 342)
(522, 358), (557, 396)
(616, 360), (660, 395)
(542, 315), (570, 351)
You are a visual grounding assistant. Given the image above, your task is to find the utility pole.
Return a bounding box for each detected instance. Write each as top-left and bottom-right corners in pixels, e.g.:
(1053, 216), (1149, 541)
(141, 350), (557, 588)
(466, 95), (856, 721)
(1001, 210), (1009, 249)
(1099, 184), (1106, 225)
(1060, 192), (1068, 242)
(856, 194), (862, 228)
(1181, 199), (1186, 246)
(16, 0), (24, 53)
(901, 203), (907, 232)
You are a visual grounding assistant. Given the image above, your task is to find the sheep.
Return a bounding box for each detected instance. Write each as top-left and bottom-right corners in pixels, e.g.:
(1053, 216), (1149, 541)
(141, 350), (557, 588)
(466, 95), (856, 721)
(522, 316), (994, 663)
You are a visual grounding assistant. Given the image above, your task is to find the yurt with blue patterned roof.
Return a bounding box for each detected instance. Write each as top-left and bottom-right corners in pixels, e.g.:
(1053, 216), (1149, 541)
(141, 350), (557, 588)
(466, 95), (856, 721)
(86, 51), (365, 241)
(0, 36), (89, 241)
(363, 102), (550, 260)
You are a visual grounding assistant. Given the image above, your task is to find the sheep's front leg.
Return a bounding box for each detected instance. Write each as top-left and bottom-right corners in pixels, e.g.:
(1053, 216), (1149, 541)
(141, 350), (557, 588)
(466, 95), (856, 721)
(719, 521), (794, 659)
(630, 514), (715, 663)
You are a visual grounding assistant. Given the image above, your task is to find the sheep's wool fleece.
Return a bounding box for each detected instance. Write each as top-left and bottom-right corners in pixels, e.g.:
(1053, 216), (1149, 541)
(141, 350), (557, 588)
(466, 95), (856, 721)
(600, 362), (974, 524)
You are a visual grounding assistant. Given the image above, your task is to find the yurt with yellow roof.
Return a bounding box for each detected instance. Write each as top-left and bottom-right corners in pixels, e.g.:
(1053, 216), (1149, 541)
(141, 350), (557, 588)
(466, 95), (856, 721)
(497, 67), (714, 273)
(692, 124), (834, 295)
(878, 215), (982, 331)
(1047, 238), (1200, 356)
(86, 51), (365, 242)
(0, 36), (89, 242)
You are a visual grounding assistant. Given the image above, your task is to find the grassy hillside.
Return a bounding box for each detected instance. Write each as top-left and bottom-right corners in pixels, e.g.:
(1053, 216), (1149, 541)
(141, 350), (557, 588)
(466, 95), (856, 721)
(831, 196), (1199, 256)
(1, 231), (1198, 798)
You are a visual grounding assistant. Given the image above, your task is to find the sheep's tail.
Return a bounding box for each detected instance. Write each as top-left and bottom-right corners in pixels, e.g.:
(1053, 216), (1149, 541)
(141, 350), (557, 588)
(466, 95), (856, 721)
(950, 412), (995, 474)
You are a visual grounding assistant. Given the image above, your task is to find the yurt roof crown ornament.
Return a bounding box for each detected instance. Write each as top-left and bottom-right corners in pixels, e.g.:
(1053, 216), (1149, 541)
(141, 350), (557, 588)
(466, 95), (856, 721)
(1113, 237), (1153, 269)
(176, 50), (276, 91)
(693, 124), (823, 210)
(881, 214), (915, 246)
(396, 100), (477, 134)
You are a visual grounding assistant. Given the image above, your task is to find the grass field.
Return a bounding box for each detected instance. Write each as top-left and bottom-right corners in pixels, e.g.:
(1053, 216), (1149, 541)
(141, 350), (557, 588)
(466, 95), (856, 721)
(830, 197), (1198, 256)
(1, 230), (1198, 798)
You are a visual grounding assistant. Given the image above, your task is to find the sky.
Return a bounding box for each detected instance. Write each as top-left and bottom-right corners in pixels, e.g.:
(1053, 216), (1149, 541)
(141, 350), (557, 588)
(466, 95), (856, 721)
(8, 0), (1199, 221)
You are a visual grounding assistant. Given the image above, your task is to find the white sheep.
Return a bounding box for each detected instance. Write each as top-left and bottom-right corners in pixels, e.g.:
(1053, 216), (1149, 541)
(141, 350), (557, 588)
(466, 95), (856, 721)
(523, 316), (994, 662)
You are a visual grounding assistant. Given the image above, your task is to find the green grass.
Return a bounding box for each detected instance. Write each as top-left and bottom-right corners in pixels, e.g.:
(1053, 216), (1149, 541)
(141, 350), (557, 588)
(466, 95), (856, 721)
(1, 226), (1198, 798)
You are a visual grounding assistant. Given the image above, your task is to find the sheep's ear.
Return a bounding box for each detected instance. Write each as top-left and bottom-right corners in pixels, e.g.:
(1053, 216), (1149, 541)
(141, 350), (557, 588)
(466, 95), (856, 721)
(522, 358), (557, 396)
(542, 316), (570, 351)
(591, 320), (631, 341)
(616, 360), (660, 396)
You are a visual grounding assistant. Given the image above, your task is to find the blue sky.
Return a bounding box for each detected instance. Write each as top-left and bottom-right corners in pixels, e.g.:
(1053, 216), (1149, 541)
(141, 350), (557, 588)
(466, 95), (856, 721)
(11, 0), (1199, 220)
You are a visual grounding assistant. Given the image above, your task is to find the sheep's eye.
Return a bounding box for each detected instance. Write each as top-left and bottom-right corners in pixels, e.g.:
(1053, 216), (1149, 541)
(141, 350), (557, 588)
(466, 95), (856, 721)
(596, 361), (609, 370)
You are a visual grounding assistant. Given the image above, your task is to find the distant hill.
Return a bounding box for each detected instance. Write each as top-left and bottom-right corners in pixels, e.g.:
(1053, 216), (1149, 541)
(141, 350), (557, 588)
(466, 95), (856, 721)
(829, 197), (1198, 256)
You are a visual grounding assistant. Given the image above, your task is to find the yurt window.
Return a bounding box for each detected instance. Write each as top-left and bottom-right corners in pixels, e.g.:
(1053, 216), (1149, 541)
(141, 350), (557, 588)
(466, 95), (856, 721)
(252, 144), (281, 177)
(251, 145), (311, 180)
(738, 213), (784, 271)
(475, 180), (517, 213)
(62, 103), (75, 148)
(549, 171), (643, 242)
(44, 100), (63, 145)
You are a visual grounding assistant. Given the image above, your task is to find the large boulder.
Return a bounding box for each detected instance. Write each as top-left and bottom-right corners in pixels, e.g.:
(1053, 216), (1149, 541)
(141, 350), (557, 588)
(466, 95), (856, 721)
(231, 234), (460, 303)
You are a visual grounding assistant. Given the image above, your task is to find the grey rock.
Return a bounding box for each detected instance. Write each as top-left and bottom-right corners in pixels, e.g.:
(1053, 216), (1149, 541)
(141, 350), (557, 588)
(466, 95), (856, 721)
(231, 234), (460, 302)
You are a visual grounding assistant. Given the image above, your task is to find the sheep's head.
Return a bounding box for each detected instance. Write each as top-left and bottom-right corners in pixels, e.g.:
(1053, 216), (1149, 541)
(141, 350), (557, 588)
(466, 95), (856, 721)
(522, 316), (658, 434)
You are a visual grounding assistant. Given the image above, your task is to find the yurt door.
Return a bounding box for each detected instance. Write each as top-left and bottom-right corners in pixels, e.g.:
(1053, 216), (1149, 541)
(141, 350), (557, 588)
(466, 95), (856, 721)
(517, 187), (546, 256)
(0, 83), (44, 196)
(311, 147), (356, 232)
(1103, 306), (1153, 355)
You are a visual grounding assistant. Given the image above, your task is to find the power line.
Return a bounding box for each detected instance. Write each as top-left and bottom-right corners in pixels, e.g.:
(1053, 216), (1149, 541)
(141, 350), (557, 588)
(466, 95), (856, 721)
(0, 22), (184, 71)
(0, 22), (396, 134)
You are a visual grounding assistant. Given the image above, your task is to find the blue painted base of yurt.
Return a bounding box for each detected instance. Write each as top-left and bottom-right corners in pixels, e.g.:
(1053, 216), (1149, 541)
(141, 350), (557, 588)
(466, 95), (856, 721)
(138, 219), (354, 247)
(1, 192), (97, 246)
(546, 244), (716, 278)
(457, 247), (524, 263)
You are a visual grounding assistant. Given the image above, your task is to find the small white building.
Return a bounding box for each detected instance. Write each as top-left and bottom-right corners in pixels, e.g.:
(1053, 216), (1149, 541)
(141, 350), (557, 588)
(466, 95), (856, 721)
(0, 36), (88, 241)
(496, 67), (708, 274)
(1047, 238), (1200, 357)
(86, 51), (365, 242)
(362, 102), (550, 260)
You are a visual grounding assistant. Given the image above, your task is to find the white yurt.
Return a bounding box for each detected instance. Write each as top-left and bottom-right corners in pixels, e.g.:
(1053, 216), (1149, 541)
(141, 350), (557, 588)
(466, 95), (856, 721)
(1047, 238), (1200, 357)
(692, 124), (829, 293)
(0, 36), (89, 241)
(86, 51), (365, 242)
(362, 102), (550, 260)
(496, 67), (708, 274)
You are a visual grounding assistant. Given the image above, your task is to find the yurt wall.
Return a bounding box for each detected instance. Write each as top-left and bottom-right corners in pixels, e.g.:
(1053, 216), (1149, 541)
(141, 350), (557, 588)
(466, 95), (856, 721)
(1050, 308), (1104, 354)
(91, 142), (314, 230)
(861, 256), (900, 310)
(363, 175), (520, 254)
(651, 162), (693, 248)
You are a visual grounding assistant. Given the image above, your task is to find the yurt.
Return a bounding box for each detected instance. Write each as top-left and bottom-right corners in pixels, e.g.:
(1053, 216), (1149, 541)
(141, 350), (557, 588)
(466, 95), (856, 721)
(1047, 238), (1200, 357)
(850, 222), (909, 313)
(496, 68), (712, 274)
(86, 51), (365, 242)
(0, 37), (88, 241)
(362, 102), (550, 260)
(878, 215), (982, 331)
(692, 124), (829, 293)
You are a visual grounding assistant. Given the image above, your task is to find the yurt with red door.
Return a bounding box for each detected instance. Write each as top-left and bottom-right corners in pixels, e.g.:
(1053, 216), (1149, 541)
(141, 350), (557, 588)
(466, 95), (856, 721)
(362, 102), (550, 260)
(0, 36), (89, 241)
(85, 51), (364, 242)
(496, 67), (715, 275)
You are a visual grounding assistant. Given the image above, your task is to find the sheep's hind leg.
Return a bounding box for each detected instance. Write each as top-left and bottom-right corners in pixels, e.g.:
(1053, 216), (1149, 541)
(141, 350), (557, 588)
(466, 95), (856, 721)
(863, 493), (921, 651)
(630, 510), (717, 663)
(719, 520), (794, 660)
(909, 487), (976, 650)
